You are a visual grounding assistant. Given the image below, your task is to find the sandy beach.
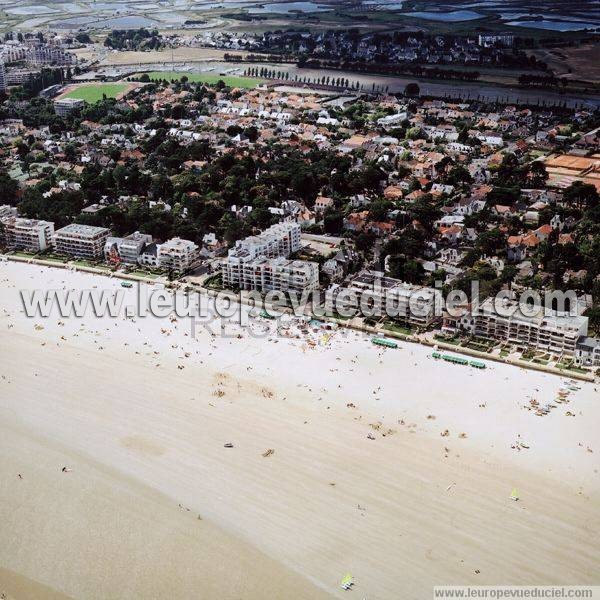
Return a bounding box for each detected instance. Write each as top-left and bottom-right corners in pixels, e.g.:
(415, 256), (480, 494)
(1, 261), (599, 599)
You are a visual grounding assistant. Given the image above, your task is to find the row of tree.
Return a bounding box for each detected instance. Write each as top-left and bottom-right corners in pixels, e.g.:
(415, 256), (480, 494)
(104, 28), (162, 51)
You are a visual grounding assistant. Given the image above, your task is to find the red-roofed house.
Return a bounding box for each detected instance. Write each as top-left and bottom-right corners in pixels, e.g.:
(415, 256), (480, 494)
(558, 233), (574, 245)
(344, 211), (369, 232)
(534, 224), (553, 241)
(314, 195), (334, 213)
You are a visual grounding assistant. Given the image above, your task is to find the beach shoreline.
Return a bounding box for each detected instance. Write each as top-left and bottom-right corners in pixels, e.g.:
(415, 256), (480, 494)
(3, 253), (595, 382)
(1, 261), (599, 599)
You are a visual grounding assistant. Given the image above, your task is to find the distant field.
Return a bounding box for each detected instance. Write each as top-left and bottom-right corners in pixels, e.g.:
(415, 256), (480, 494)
(60, 83), (132, 103)
(81, 47), (249, 66)
(137, 71), (263, 88)
(530, 43), (600, 83)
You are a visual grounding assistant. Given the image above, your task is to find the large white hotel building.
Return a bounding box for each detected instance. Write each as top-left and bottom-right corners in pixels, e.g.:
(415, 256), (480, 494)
(53, 224), (110, 259)
(1, 216), (55, 253)
(326, 270), (440, 327)
(222, 222), (319, 293)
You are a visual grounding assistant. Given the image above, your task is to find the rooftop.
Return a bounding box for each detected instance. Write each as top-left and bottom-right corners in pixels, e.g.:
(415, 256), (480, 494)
(55, 224), (110, 237)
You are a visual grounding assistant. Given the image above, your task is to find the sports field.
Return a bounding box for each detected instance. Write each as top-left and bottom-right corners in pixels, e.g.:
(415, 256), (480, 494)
(60, 83), (132, 103)
(138, 71), (262, 88)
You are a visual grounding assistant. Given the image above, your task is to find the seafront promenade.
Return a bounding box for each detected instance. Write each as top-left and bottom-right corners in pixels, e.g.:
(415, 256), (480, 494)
(4, 253), (595, 382)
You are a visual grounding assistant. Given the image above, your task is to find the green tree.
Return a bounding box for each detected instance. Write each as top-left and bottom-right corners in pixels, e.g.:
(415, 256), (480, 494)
(404, 82), (420, 97)
(323, 211), (344, 235)
(446, 165), (472, 186)
(0, 172), (19, 205)
(563, 181), (599, 210)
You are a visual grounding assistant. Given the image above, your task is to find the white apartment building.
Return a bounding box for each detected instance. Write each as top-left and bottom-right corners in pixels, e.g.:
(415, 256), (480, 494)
(27, 45), (74, 66)
(478, 34), (514, 48)
(104, 231), (153, 265)
(0, 205), (17, 220)
(473, 297), (588, 357)
(0, 46), (27, 64)
(0, 43), (73, 66)
(54, 224), (110, 259)
(222, 222), (304, 290)
(54, 97), (85, 117)
(2, 217), (55, 252)
(228, 256), (319, 295)
(0, 62), (6, 93)
(232, 221), (301, 260)
(5, 68), (40, 86)
(157, 237), (198, 272)
(326, 270), (440, 327)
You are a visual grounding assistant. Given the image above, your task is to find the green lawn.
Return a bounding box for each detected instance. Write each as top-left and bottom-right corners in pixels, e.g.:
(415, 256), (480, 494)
(204, 273), (223, 289)
(137, 71), (262, 89)
(72, 259), (110, 271)
(434, 333), (460, 345)
(62, 83), (130, 103)
(126, 269), (161, 280)
(556, 362), (589, 375)
(383, 321), (413, 336)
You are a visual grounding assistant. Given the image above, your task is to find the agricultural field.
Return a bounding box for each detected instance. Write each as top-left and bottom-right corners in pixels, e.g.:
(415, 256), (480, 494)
(530, 43), (600, 83)
(59, 83), (133, 103)
(137, 71), (263, 88)
(83, 47), (249, 66)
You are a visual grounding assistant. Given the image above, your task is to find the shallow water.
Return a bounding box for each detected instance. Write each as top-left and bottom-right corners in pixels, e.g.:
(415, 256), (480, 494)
(507, 19), (600, 30)
(248, 1), (331, 13)
(401, 9), (483, 21)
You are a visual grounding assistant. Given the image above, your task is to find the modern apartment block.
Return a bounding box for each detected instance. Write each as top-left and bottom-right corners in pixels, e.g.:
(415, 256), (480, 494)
(231, 256), (319, 294)
(472, 297), (588, 357)
(326, 270), (440, 327)
(54, 97), (85, 117)
(0, 46), (26, 64)
(0, 205), (17, 220)
(1, 216), (55, 252)
(478, 34), (514, 47)
(232, 221), (301, 261)
(5, 68), (41, 86)
(104, 231), (153, 265)
(27, 45), (74, 66)
(53, 224), (110, 259)
(157, 237), (199, 272)
(222, 222), (306, 292)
